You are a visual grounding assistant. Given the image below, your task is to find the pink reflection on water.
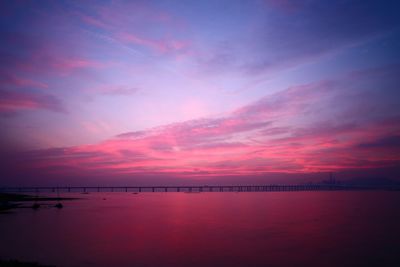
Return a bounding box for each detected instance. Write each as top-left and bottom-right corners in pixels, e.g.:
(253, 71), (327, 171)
(0, 192), (400, 267)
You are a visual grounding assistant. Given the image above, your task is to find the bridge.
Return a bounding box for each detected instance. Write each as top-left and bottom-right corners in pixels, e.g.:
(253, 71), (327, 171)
(1, 184), (399, 193)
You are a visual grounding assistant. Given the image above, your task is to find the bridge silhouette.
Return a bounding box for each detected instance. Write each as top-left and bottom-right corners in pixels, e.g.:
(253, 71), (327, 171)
(1, 184), (399, 193)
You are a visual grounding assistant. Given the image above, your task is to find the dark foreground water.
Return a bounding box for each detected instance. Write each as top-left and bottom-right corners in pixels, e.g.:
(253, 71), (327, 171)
(1, 192), (400, 267)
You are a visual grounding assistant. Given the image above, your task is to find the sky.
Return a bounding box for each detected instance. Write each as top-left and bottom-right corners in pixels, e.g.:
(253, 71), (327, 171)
(0, 0), (400, 186)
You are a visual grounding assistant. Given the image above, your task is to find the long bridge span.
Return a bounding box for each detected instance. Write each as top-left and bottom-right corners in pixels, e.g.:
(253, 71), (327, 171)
(0, 184), (399, 193)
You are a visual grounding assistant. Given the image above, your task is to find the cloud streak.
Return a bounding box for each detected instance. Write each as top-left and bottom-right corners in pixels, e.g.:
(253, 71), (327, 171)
(6, 65), (399, 180)
(0, 89), (66, 114)
(1, 1), (399, 185)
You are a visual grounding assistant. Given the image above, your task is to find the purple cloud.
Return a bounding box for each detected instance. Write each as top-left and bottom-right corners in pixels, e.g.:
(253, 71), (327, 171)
(0, 89), (66, 114)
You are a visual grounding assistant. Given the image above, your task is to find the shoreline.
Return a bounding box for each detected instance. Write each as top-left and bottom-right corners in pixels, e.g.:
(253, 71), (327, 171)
(0, 193), (77, 213)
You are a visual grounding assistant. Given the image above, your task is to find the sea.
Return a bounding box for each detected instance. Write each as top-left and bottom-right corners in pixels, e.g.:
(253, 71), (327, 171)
(1, 191), (400, 267)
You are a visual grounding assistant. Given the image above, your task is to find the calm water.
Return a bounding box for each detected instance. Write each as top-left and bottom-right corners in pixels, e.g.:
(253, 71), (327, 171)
(1, 192), (400, 267)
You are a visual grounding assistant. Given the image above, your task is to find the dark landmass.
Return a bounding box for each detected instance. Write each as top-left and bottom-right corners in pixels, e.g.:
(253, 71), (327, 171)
(0, 193), (76, 213)
(0, 193), (75, 202)
(0, 260), (55, 267)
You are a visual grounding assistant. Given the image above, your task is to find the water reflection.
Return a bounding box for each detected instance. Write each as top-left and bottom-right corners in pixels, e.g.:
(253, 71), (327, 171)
(0, 192), (399, 267)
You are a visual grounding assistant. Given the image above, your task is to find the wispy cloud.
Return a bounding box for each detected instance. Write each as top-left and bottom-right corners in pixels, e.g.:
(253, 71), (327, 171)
(1, 1), (399, 185)
(8, 65), (399, 178)
(202, 0), (400, 76)
(0, 89), (66, 114)
(117, 32), (189, 55)
(73, 1), (190, 56)
(0, 73), (48, 90)
(0, 32), (106, 77)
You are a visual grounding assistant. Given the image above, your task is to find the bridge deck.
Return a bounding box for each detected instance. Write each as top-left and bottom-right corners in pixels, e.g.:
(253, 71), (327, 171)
(1, 184), (398, 193)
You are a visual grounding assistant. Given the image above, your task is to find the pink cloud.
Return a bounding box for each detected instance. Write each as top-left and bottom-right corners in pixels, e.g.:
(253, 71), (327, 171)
(72, 1), (190, 56)
(0, 89), (65, 114)
(117, 32), (189, 54)
(6, 65), (400, 179)
(50, 58), (105, 72)
(76, 12), (112, 30)
(1, 32), (107, 79)
(91, 1), (186, 30)
(0, 73), (48, 89)
(84, 85), (139, 98)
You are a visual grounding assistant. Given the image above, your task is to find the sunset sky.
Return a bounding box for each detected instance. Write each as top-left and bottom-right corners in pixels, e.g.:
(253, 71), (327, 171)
(1, 0), (400, 185)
